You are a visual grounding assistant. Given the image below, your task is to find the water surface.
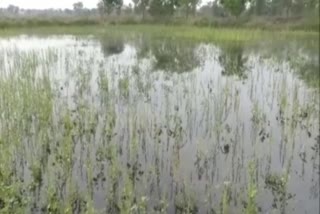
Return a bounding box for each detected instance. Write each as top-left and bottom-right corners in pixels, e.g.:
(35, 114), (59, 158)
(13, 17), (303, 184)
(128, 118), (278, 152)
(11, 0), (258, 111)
(0, 34), (319, 214)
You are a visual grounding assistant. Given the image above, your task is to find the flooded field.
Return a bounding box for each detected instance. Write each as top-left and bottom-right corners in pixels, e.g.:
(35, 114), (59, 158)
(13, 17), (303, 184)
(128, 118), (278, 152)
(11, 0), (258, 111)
(0, 34), (319, 214)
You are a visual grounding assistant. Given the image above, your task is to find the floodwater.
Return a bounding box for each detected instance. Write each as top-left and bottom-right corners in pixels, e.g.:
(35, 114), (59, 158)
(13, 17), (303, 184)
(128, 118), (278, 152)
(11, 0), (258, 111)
(0, 34), (319, 214)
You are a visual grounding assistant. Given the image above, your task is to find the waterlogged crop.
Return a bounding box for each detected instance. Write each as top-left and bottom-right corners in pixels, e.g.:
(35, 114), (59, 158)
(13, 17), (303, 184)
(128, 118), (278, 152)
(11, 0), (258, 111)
(0, 35), (318, 214)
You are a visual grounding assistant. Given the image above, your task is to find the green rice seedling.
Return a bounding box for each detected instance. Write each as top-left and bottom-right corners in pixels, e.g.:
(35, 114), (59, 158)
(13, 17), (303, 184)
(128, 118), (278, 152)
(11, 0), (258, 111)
(85, 196), (95, 214)
(106, 143), (121, 213)
(120, 173), (135, 214)
(58, 111), (75, 179)
(154, 192), (169, 213)
(118, 76), (130, 98)
(213, 82), (232, 142)
(265, 159), (292, 213)
(220, 182), (232, 214)
(278, 76), (288, 121)
(46, 185), (61, 214)
(251, 101), (263, 126)
(29, 162), (43, 192)
(289, 84), (300, 136)
(174, 183), (198, 214)
(98, 66), (109, 102)
(64, 183), (86, 214)
(245, 161), (258, 214)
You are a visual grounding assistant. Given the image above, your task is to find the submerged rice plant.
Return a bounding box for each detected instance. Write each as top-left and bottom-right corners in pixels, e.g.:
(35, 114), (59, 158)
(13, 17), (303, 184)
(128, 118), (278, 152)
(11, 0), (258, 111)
(0, 33), (318, 214)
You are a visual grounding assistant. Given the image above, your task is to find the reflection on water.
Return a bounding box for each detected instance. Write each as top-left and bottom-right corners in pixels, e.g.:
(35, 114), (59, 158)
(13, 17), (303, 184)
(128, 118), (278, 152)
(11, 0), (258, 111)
(291, 46), (319, 88)
(251, 40), (320, 88)
(100, 37), (125, 57)
(218, 44), (248, 79)
(135, 39), (201, 73)
(0, 35), (319, 214)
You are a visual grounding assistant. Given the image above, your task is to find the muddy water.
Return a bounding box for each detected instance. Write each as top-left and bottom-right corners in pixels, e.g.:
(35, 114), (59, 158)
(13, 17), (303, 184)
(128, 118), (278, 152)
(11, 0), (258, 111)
(0, 35), (319, 214)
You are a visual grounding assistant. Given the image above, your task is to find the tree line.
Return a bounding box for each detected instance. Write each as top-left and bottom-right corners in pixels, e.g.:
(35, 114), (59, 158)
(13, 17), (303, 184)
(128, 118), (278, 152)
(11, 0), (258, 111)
(97, 0), (319, 18)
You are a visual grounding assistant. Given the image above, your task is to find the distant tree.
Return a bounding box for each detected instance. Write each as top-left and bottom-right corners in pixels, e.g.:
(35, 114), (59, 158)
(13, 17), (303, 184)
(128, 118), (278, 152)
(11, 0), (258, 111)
(264, 0), (292, 16)
(132, 0), (149, 19)
(73, 2), (84, 11)
(212, 1), (227, 17)
(114, 0), (123, 15)
(199, 1), (226, 17)
(7, 5), (20, 14)
(97, 1), (106, 17)
(291, 0), (305, 15)
(128, 3), (133, 13)
(123, 4), (133, 15)
(64, 8), (73, 14)
(180, 0), (201, 18)
(199, 2), (213, 17)
(132, 0), (139, 13)
(264, 0), (280, 15)
(140, 0), (150, 20)
(101, 0), (123, 15)
(149, 0), (178, 17)
(307, 0), (319, 10)
(219, 0), (248, 17)
(149, 0), (166, 17)
(282, 0), (292, 17)
(250, 0), (266, 15)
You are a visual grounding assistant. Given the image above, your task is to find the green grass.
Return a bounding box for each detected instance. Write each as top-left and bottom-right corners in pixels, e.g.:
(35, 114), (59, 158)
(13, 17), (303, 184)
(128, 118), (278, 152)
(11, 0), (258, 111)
(0, 25), (103, 37)
(105, 24), (318, 42)
(0, 24), (318, 44)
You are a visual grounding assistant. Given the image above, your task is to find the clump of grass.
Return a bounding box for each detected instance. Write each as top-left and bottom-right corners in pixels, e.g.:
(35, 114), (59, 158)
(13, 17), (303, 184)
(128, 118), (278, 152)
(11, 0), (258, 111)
(265, 169), (291, 212)
(103, 24), (319, 44)
(174, 185), (198, 214)
(244, 162), (258, 214)
(29, 162), (43, 192)
(45, 186), (61, 213)
(118, 76), (130, 98)
(220, 182), (232, 214)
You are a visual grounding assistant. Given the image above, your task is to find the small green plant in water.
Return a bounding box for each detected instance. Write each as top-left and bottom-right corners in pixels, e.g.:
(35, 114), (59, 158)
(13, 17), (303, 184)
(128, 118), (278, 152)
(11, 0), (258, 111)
(118, 77), (130, 98)
(265, 172), (290, 212)
(245, 162), (258, 214)
(220, 182), (232, 214)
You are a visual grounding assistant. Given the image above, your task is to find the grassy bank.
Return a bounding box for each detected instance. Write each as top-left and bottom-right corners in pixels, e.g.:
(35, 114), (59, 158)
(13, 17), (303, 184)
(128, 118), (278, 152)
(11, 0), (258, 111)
(102, 24), (319, 42)
(0, 16), (100, 29)
(0, 24), (317, 46)
(0, 14), (319, 31)
(102, 15), (320, 32)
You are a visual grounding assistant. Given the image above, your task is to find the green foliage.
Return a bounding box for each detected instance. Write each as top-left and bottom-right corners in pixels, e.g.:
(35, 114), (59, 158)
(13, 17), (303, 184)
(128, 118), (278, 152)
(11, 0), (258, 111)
(102, 0), (123, 14)
(180, 0), (201, 18)
(132, 0), (150, 19)
(149, 0), (179, 17)
(250, 0), (266, 15)
(245, 162), (258, 214)
(265, 173), (289, 211)
(73, 2), (84, 11)
(219, 0), (249, 17)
